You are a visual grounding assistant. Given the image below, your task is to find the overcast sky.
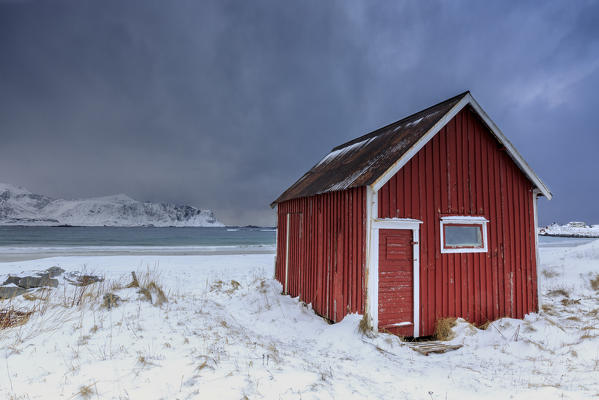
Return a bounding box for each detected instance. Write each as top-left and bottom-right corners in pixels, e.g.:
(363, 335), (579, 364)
(1, 1), (598, 226)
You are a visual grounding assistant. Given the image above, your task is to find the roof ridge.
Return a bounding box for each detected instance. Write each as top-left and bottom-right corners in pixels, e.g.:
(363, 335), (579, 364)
(331, 91), (470, 152)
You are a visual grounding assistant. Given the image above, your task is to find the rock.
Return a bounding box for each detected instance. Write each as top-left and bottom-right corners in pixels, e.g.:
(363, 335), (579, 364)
(17, 276), (59, 289)
(102, 293), (121, 309)
(2, 276), (21, 286)
(0, 286), (27, 299)
(44, 267), (64, 278)
(3, 268), (63, 288)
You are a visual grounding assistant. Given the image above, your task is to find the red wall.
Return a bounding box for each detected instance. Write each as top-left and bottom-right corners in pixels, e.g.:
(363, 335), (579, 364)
(275, 187), (366, 322)
(378, 106), (538, 336)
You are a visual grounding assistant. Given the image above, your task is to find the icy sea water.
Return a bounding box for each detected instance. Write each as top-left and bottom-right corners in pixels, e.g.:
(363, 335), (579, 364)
(0, 226), (592, 262)
(0, 226), (275, 247)
(0, 226), (277, 261)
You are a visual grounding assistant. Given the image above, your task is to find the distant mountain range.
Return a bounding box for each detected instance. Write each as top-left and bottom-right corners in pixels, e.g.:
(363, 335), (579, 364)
(0, 183), (223, 227)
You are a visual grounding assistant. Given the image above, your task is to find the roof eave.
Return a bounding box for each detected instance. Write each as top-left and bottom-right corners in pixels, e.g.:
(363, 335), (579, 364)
(370, 93), (552, 200)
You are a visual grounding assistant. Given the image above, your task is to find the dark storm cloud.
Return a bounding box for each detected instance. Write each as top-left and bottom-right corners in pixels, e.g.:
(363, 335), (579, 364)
(0, 1), (598, 225)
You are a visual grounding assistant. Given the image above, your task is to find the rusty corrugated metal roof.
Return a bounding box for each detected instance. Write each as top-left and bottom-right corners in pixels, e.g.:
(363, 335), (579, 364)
(272, 91), (469, 206)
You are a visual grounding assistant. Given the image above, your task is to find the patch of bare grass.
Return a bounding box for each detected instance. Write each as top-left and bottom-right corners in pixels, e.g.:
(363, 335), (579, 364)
(561, 298), (581, 306)
(541, 304), (559, 316)
(590, 274), (599, 291)
(358, 314), (372, 336)
(547, 288), (569, 298)
(22, 288), (52, 302)
(227, 280), (241, 294)
(434, 317), (457, 341)
(580, 332), (598, 340)
(147, 282), (167, 305)
(477, 320), (491, 330)
(524, 324), (537, 333)
(541, 269), (560, 279)
(76, 383), (96, 399)
(0, 308), (33, 330)
(587, 308), (599, 318)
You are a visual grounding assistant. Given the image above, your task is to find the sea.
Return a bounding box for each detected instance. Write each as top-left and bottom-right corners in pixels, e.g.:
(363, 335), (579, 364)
(0, 226), (277, 261)
(0, 226), (594, 261)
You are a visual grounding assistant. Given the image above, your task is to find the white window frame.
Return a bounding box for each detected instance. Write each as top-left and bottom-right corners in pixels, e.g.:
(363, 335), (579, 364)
(440, 216), (488, 254)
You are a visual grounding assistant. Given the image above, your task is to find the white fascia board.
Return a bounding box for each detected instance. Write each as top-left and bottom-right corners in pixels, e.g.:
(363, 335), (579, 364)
(441, 216), (488, 223)
(412, 227), (420, 337)
(373, 218), (422, 230)
(274, 205), (278, 278)
(371, 95), (471, 192)
(371, 93), (552, 200)
(364, 186), (378, 330)
(533, 189), (541, 309)
(284, 213), (290, 294)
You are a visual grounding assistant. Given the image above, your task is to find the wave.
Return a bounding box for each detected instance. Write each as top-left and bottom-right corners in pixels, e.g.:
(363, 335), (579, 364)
(0, 244), (276, 254)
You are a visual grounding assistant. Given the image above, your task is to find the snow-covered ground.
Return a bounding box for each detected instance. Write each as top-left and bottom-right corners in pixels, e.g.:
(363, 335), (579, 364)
(540, 222), (599, 237)
(0, 242), (598, 399)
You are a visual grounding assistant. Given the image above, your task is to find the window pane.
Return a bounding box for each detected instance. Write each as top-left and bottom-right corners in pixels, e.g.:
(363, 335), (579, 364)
(444, 225), (482, 247)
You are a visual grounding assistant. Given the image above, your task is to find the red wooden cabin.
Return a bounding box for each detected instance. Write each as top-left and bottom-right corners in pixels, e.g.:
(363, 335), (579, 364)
(271, 91), (551, 337)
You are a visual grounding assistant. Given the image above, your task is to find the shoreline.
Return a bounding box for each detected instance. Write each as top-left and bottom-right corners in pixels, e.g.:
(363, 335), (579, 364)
(0, 245), (275, 262)
(539, 233), (599, 239)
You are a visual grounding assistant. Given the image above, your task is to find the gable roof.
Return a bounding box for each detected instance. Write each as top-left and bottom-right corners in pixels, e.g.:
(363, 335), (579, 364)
(272, 91), (551, 206)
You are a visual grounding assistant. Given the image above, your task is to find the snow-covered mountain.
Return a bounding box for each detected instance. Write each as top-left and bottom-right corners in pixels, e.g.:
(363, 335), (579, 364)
(539, 221), (599, 238)
(0, 183), (224, 227)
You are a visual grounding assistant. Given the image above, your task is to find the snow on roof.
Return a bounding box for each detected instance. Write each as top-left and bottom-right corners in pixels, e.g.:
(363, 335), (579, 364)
(272, 92), (466, 205)
(272, 91), (552, 206)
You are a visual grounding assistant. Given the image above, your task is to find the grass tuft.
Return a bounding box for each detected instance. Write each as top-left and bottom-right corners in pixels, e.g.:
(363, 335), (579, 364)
(76, 383), (95, 399)
(125, 271), (140, 288)
(434, 317), (457, 341)
(358, 314), (371, 335)
(0, 308), (33, 330)
(561, 298), (581, 306)
(477, 320), (491, 330)
(541, 269), (560, 279)
(147, 282), (167, 306)
(547, 289), (569, 298)
(590, 274), (599, 291)
(131, 269), (168, 306)
(541, 304), (558, 316)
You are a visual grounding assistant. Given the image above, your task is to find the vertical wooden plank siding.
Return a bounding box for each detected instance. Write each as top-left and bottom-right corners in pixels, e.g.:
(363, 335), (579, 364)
(378, 107), (538, 337)
(275, 187), (366, 322)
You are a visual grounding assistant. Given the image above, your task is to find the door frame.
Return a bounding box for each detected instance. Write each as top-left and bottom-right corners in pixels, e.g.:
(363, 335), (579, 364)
(283, 212), (303, 296)
(372, 219), (421, 336)
(284, 213), (291, 294)
(365, 186), (422, 336)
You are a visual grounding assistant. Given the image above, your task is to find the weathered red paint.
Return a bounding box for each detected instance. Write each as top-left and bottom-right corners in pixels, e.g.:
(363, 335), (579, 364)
(378, 229), (413, 337)
(275, 187), (366, 322)
(377, 107), (538, 336)
(275, 105), (539, 337)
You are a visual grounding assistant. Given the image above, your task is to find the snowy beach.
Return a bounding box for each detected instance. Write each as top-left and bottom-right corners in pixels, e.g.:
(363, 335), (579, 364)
(0, 238), (597, 399)
(0, 245), (276, 262)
